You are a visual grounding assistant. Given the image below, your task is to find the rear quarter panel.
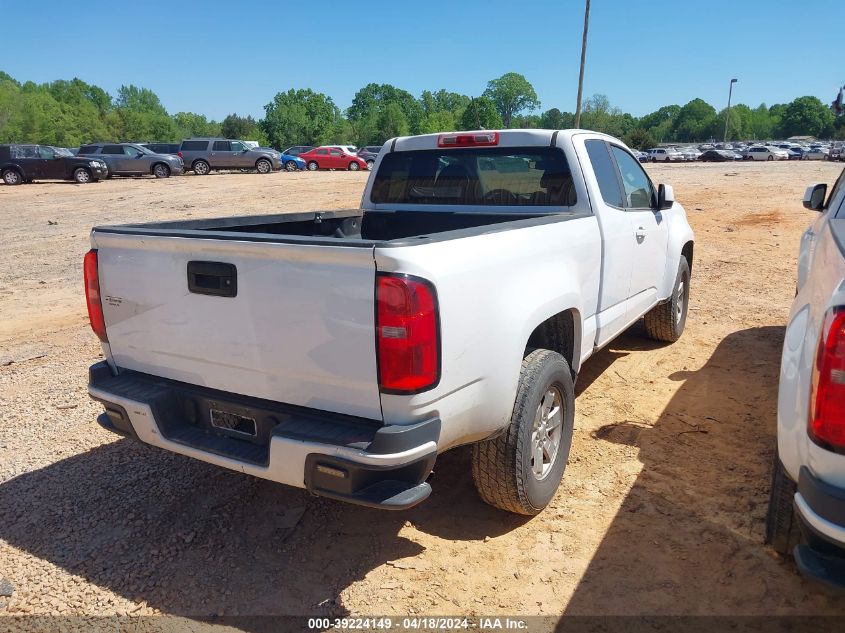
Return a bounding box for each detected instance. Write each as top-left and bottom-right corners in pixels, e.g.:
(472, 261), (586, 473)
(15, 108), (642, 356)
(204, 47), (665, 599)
(375, 215), (601, 450)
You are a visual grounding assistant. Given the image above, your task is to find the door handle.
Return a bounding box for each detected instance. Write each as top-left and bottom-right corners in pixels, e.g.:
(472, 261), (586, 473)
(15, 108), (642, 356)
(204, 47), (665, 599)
(635, 227), (646, 242)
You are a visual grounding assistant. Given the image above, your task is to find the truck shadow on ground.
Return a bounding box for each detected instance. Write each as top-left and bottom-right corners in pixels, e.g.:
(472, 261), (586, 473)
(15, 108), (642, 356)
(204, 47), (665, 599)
(0, 417), (523, 622)
(559, 324), (845, 620)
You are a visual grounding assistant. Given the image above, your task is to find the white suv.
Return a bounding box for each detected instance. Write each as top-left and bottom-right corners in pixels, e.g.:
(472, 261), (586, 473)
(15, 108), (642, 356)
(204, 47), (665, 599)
(647, 147), (684, 162)
(745, 146), (789, 161)
(767, 167), (845, 588)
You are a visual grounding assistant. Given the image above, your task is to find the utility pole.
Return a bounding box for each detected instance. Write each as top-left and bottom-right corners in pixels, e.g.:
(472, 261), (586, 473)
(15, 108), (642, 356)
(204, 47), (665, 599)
(574, 0), (591, 129)
(723, 78), (737, 142)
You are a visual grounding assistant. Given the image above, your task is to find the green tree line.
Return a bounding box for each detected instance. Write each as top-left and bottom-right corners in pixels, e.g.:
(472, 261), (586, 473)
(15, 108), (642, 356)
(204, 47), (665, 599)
(1, 69), (842, 151)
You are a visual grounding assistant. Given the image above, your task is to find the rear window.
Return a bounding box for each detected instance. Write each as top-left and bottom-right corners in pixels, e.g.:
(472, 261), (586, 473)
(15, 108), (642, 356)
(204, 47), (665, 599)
(10, 145), (39, 159)
(181, 140), (209, 151)
(370, 147), (576, 207)
(102, 145), (124, 154)
(78, 145), (98, 154)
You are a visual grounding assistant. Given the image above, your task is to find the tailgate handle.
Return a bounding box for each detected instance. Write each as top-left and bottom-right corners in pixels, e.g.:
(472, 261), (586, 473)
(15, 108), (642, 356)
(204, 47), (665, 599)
(187, 261), (237, 297)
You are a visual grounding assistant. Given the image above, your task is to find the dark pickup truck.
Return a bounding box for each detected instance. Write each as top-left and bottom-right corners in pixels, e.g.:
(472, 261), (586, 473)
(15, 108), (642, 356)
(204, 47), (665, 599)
(1, 144), (108, 184)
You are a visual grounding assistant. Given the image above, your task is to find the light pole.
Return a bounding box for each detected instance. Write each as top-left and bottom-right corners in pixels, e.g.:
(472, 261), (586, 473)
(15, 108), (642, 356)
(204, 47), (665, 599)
(574, 0), (591, 129)
(723, 78), (737, 143)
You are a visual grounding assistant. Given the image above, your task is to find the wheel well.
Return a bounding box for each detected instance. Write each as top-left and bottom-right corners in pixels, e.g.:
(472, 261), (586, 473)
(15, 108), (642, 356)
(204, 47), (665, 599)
(2, 166), (22, 176)
(526, 309), (578, 377)
(681, 241), (694, 273)
(150, 161), (168, 174)
(192, 158), (209, 168)
(255, 157), (271, 167)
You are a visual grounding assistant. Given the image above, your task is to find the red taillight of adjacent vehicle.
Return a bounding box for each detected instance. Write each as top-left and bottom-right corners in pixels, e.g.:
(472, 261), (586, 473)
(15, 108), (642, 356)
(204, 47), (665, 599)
(376, 274), (439, 393)
(437, 132), (499, 148)
(177, 151), (183, 159)
(83, 249), (108, 342)
(809, 308), (845, 451)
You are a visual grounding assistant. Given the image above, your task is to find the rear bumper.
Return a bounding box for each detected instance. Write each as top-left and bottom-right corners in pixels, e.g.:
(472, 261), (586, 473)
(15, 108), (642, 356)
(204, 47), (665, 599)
(793, 466), (845, 590)
(87, 362), (439, 510)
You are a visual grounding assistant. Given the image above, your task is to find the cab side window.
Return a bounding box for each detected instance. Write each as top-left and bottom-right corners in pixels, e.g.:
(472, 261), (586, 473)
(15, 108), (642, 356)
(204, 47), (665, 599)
(230, 141), (246, 152)
(37, 146), (55, 159)
(213, 141), (230, 151)
(828, 169), (845, 217)
(610, 146), (656, 209)
(102, 145), (124, 154)
(585, 140), (624, 208)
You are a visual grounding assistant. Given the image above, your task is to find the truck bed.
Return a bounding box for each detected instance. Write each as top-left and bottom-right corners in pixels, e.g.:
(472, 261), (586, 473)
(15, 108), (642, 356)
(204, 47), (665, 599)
(93, 209), (586, 247)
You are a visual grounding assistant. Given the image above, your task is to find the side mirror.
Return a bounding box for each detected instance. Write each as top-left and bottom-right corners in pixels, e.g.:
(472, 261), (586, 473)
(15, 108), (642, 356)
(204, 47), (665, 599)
(657, 183), (675, 210)
(136, 153), (144, 159)
(803, 184), (827, 211)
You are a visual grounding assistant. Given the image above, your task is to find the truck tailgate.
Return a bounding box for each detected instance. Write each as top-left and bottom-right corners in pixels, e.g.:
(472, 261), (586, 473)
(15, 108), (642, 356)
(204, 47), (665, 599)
(91, 231), (382, 421)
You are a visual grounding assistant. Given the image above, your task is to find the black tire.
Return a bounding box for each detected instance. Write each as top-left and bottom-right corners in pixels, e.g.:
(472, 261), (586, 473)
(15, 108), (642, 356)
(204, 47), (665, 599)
(766, 451), (801, 555)
(152, 163), (170, 179)
(193, 159), (210, 175)
(767, 155), (774, 161)
(73, 168), (92, 184)
(2, 169), (22, 185)
(471, 349), (575, 515)
(643, 257), (690, 343)
(256, 158), (272, 174)
(366, 160), (375, 171)
(285, 160), (298, 172)
(307, 161), (319, 171)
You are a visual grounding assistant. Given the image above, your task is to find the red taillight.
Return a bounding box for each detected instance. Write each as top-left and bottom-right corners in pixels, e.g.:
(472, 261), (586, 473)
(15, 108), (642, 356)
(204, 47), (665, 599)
(376, 274), (439, 393)
(437, 132), (499, 148)
(83, 249), (108, 342)
(810, 308), (845, 451)
(177, 151), (183, 159)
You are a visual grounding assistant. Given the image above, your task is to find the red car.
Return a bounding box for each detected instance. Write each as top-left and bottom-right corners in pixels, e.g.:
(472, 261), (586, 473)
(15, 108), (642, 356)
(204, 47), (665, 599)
(300, 146), (368, 172)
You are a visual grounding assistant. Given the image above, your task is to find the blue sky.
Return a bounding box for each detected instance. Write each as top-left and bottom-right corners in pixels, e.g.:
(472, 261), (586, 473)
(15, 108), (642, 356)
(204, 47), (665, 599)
(3, 0), (842, 120)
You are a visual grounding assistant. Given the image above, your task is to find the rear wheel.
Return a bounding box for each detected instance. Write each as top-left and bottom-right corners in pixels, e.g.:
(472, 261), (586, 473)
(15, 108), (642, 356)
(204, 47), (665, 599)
(767, 155), (774, 161)
(153, 163), (170, 178)
(256, 158), (272, 174)
(348, 161), (360, 171)
(193, 159), (210, 175)
(472, 349), (575, 515)
(285, 160), (298, 172)
(73, 168), (92, 184)
(643, 257), (690, 343)
(366, 160), (374, 170)
(2, 169), (22, 185)
(766, 450), (801, 555)
(307, 161), (319, 171)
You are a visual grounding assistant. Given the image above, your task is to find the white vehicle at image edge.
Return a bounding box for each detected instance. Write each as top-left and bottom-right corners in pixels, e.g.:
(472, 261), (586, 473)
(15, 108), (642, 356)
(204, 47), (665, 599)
(84, 129), (694, 515)
(767, 166), (845, 589)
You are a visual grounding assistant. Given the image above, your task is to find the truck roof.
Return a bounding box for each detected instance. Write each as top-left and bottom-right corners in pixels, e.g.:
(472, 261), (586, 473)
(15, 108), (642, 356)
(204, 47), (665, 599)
(389, 129), (616, 153)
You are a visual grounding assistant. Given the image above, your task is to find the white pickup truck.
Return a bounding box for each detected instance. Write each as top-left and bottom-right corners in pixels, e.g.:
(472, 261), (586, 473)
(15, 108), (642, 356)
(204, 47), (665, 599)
(85, 129), (694, 515)
(768, 167), (845, 588)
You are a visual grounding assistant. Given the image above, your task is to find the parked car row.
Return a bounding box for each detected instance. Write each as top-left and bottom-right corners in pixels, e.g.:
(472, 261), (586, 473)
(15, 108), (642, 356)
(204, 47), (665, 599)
(635, 140), (843, 164)
(1, 138), (384, 184)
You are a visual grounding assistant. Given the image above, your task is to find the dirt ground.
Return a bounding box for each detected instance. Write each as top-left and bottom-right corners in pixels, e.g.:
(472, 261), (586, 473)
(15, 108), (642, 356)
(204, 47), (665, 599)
(1, 162), (845, 627)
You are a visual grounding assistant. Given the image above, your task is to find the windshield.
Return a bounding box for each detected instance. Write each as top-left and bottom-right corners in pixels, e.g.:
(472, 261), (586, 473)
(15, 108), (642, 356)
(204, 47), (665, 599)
(52, 147), (73, 157)
(371, 147), (576, 207)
